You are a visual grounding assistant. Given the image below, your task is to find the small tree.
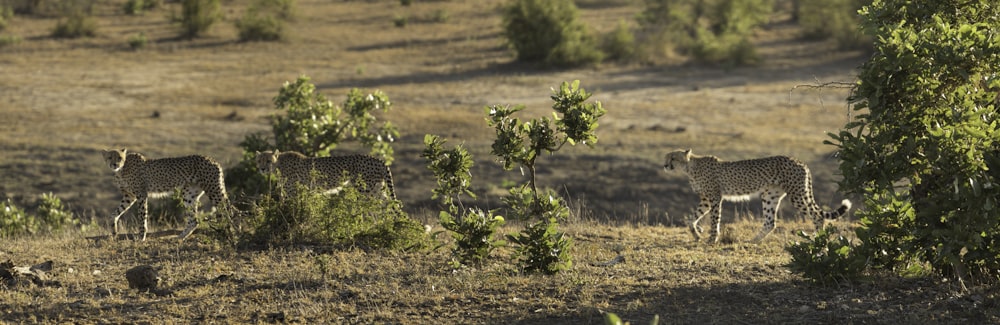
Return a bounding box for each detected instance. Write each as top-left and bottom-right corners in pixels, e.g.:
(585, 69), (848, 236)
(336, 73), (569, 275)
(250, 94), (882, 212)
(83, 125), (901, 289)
(422, 134), (505, 268)
(486, 80), (605, 274)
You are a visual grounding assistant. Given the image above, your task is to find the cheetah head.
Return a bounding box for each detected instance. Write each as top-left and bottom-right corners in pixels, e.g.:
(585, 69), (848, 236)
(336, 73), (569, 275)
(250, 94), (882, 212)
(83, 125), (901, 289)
(101, 148), (127, 172)
(255, 150), (279, 175)
(663, 149), (692, 171)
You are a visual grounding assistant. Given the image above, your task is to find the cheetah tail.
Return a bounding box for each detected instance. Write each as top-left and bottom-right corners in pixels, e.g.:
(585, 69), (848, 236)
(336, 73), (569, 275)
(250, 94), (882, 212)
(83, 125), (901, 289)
(829, 199), (852, 219)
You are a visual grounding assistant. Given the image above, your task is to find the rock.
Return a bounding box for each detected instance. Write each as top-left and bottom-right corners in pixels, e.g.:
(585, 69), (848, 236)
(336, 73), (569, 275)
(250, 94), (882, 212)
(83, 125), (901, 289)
(125, 265), (160, 291)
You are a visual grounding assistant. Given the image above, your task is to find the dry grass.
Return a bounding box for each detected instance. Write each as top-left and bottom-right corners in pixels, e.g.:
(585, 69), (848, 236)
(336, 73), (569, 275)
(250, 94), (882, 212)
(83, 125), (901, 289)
(3, 219), (994, 324)
(2, 0), (996, 323)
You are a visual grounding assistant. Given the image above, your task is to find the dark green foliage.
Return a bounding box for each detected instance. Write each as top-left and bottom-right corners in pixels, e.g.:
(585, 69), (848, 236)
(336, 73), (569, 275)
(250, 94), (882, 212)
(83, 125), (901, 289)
(784, 226), (865, 284)
(821, 0), (1000, 282)
(638, 0), (772, 65)
(236, 0), (294, 42)
(501, 0), (603, 67)
(178, 0), (220, 39)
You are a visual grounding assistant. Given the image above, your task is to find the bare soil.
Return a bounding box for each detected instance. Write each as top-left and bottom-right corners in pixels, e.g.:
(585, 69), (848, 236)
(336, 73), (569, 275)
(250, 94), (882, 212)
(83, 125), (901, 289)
(3, 0), (995, 324)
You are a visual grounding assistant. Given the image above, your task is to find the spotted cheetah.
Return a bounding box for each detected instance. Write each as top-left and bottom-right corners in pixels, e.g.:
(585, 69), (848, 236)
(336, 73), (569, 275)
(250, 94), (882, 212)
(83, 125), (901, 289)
(255, 150), (397, 199)
(663, 149), (851, 243)
(102, 148), (231, 241)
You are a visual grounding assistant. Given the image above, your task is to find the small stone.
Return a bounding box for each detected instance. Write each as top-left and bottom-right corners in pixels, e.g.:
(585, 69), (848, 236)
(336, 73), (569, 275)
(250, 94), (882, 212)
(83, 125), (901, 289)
(125, 265), (160, 291)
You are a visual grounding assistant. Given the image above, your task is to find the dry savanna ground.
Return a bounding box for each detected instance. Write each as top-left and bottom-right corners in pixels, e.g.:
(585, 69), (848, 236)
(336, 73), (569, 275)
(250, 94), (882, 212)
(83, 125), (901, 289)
(1, 0), (997, 324)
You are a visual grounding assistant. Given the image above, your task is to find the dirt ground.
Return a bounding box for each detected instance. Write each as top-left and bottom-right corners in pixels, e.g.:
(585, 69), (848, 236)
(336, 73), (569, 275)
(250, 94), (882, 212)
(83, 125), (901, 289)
(0, 0), (860, 224)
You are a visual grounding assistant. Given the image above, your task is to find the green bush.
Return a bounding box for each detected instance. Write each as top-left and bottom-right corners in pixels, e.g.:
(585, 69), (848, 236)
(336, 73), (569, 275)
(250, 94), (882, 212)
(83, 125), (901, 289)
(235, 0), (294, 41)
(242, 175), (424, 250)
(784, 226), (865, 284)
(51, 12), (96, 38)
(1, 194), (77, 238)
(797, 0), (870, 49)
(507, 216), (572, 274)
(824, 0), (1000, 283)
(638, 0), (772, 66)
(178, 0), (220, 39)
(501, 0), (603, 67)
(127, 32), (147, 50)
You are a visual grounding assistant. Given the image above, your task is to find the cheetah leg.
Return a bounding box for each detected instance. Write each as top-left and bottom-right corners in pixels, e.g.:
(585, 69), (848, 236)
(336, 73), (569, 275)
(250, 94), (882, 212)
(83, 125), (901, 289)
(136, 196), (149, 241)
(752, 189), (786, 243)
(111, 194), (137, 239)
(706, 200), (725, 243)
(690, 196), (715, 241)
(178, 187), (205, 240)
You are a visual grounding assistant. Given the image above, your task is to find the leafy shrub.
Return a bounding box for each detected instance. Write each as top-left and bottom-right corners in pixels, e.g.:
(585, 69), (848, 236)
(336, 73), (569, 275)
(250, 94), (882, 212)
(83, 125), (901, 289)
(241, 175), (424, 251)
(51, 12), (97, 38)
(178, 0), (220, 39)
(501, 0), (603, 67)
(637, 0), (772, 66)
(1, 194), (77, 238)
(235, 0), (294, 41)
(785, 226), (865, 284)
(127, 32), (147, 50)
(507, 216), (572, 274)
(797, 0), (870, 49)
(826, 0), (1000, 283)
(0, 199), (33, 237)
(422, 134), (505, 268)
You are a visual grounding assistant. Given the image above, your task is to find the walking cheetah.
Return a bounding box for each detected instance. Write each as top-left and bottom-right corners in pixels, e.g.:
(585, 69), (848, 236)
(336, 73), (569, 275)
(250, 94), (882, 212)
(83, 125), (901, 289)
(255, 150), (397, 199)
(102, 148), (231, 241)
(663, 149), (851, 243)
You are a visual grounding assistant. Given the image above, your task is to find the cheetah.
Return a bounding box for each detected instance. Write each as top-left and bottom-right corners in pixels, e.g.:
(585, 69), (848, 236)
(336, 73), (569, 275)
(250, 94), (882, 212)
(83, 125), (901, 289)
(102, 148), (231, 241)
(255, 150), (397, 200)
(663, 149), (851, 243)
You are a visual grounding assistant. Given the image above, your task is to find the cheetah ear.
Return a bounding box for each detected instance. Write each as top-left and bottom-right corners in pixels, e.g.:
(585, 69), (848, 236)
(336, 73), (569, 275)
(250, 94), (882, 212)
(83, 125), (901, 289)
(121, 148), (128, 155)
(684, 148), (691, 156)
